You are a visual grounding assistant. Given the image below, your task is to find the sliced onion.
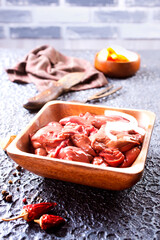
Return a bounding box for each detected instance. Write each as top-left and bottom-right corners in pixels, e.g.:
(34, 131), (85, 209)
(104, 110), (138, 126)
(104, 110), (145, 140)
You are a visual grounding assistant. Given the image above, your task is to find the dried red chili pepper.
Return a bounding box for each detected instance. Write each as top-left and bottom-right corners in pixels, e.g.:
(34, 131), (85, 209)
(22, 198), (27, 204)
(34, 214), (65, 230)
(2, 202), (57, 222)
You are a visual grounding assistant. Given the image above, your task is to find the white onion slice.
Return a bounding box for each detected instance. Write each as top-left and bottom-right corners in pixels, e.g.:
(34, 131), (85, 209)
(104, 110), (138, 126)
(104, 110), (145, 140)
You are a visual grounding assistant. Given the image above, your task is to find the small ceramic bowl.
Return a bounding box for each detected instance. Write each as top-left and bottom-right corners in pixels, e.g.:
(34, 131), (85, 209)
(7, 101), (155, 190)
(94, 49), (141, 78)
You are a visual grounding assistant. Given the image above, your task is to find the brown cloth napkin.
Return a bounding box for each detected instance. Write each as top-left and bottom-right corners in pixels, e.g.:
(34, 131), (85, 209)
(6, 45), (108, 92)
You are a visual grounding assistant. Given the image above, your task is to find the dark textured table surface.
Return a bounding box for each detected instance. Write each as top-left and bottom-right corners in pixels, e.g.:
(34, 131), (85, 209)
(0, 48), (160, 240)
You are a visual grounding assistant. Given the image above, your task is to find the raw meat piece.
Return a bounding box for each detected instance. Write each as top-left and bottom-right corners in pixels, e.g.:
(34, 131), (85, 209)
(35, 148), (47, 156)
(89, 125), (110, 151)
(99, 148), (125, 167)
(60, 120), (97, 137)
(58, 146), (91, 163)
(60, 116), (89, 126)
(92, 156), (109, 167)
(120, 147), (141, 168)
(71, 134), (96, 156)
(31, 122), (62, 148)
(47, 139), (71, 158)
(31, 122), (62, 141)
(83, 112), (130, 129)
(58, 123), (84, 138)
(106, 131), (141, 152)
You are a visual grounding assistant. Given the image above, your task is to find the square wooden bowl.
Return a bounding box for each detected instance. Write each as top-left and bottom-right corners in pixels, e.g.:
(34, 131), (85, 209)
(7, 101), (155, 190)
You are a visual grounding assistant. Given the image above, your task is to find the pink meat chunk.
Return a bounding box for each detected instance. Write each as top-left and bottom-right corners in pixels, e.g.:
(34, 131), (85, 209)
(89, 125), (110, 151)
(120, 146), (141, 167)
(59, 120), (97, 137)
(92, 156), (109, 167)
(35, 148), (47, 156)
(82, 112), (129, 129)
(99, 148), (125, 167)
(60, 116), (90, 126)
(82, 112), (108, 129)
(31, 122), (63, 148)
(58, 146), (92, 163)
(47, 139), (71, 158)
(71, 133), (96, 156)
(106, 131), (141, 152)
(58, 122), (84, 138)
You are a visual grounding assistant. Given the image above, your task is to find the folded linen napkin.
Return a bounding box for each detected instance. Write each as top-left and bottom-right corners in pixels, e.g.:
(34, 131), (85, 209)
(6, 45), (108, 92)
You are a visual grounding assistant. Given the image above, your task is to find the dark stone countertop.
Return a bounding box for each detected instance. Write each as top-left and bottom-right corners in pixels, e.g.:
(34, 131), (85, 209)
(0, 48), (160, 240)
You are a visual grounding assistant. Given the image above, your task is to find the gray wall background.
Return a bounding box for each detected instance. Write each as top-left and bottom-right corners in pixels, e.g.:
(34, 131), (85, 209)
(0, 0), (160, 50)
